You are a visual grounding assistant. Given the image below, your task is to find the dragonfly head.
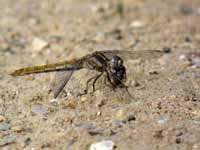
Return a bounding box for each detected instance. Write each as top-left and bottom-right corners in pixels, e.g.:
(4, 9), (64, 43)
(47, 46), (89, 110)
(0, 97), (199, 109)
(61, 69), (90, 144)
(110, 55), (126, 88)
(110, 55), (124, 69)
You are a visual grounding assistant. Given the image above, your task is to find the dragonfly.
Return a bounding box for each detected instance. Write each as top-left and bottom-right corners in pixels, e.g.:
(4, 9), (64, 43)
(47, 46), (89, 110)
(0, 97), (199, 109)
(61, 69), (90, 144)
(10, 50), (164, 98)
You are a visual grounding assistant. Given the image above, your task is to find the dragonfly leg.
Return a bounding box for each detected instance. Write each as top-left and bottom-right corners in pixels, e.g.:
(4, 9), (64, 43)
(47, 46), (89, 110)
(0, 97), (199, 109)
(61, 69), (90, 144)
(92, 72), (104, 92)
(124, 86), (134, 99)
(84, 74), (100, 94)
(105, 70), (116, 90)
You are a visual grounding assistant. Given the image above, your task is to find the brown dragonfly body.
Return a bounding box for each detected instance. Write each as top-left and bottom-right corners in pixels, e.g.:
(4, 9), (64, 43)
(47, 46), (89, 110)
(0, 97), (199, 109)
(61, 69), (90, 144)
(10, 50), (164, 98)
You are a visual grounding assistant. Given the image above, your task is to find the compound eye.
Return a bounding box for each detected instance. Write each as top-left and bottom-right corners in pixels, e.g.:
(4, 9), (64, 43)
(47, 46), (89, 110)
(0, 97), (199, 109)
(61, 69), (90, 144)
(111, 55), (123, 68)
(111, 58), (117, 66)
(111, 58), (115, 64)
(117, 59), (123, 66)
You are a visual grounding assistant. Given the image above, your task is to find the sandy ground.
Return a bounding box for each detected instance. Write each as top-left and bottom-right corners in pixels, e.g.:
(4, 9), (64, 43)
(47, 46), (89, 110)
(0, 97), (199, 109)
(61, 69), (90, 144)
(0, 0), (200, 149)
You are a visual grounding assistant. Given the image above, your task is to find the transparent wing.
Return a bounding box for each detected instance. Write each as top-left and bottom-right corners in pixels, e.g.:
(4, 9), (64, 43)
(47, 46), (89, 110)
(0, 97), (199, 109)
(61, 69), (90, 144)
(99, 50), (164, 60)
(51, 70), (74, 98)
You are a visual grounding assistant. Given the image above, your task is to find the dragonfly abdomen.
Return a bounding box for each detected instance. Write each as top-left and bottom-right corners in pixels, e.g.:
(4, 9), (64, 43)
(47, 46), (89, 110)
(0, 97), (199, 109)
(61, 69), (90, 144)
(10, 59), (80, 76)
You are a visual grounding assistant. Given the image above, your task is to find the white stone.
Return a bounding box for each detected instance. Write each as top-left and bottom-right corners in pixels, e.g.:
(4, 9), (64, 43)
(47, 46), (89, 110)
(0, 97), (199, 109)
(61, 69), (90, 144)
(130, 20), (144, 28)
(32, 37), (48, 52)
(157, 118), (168, 124)
(90, 140), (114, 150)
(179, 54), (187, 60)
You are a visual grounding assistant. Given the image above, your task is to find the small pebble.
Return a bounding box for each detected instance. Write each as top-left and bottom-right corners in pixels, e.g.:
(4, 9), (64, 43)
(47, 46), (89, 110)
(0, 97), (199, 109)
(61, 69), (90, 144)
(31, 37), (48, 52)
(96, 111), (101, 116)
(163, 47), (171, 53)
(24, 137), (31, 146)
(149, 70), (159, 75)
(157, 118), (168, 124)
(175, 138), (181, 144)
(170, 95), (177, 99)
(67, 103), (77, 109)
(96, 99), (106, 107)
(179, 54), (187, 60)
(191, 110), (200, 117)
(41, 142), (51, 148)
(75, 123), (96, 130)
(32, 107), (47, 114)
(115, 109), (126, 121)
(90, 140), (115, 150)
(0, 136), (15, 147)
(193, 144), (200, 150)
(191, 65), (197, 69)
(193, 119), (200, 125)
(48, 35), (62, 43)
(111, 29), (123, 40)
(0, 115), (5, 122)
(180, 5), (193, 15)
(181, 52), (200, 66)
(131, 80), (140, 87)
(153, 130), (164, 138)
(0, 122), (11, 131)
(88, 130), (104, 136)
(81, 96), (87, 102)
(90, 3), (110, 13)
(130, 20), (144, 28)
(115, 109), (136, 123)
(25, 76), (35, 81)
(191, 57), (200, 64)
(185, 36), (192, 42)
(176, 131), (183, 137)
(11, 126), (24, 133)
(0, 42), (9, 51)
(127, 114), (136, 122)
(112, 120), (125, 127)
(94, 32), (105, 43)
(63, 116), (74, 123)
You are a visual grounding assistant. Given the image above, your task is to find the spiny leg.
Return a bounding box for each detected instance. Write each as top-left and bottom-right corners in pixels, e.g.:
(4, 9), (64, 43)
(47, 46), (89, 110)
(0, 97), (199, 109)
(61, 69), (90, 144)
(105, 70), (116, 90)
(92, 72), (104, 92)
(85, 75), (98, 94)
(124, 86), (134, 99)
(81, 73), (101, 95)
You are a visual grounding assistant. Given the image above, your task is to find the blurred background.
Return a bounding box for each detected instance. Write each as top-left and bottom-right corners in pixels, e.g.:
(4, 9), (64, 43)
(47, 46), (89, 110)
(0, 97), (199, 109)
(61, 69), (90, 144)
(1, 0), (199, 67)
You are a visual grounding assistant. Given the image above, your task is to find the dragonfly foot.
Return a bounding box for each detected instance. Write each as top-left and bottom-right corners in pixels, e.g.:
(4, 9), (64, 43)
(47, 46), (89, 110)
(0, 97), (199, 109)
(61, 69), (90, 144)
(77, 90), (88, 97)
